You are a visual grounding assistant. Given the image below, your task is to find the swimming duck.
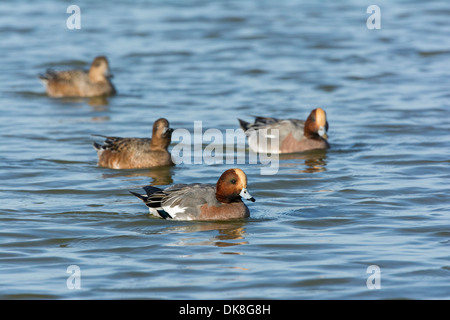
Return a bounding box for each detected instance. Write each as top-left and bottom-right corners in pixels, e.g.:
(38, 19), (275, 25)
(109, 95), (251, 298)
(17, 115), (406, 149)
(39, 56), (116, 97)
(93, 118), (174, 169)
(238, 108), (329, 154)
(130, 168), (255, 220)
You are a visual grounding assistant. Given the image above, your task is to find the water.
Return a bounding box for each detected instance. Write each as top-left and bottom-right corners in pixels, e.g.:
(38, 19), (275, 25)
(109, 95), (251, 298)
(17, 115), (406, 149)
(1, 0), (449, 300)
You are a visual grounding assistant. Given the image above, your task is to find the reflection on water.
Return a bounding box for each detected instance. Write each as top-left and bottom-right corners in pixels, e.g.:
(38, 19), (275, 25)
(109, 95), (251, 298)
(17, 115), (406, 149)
(164, 221), (248, 249)
(101, 166), (174, 186)
(44, 95), (111, 109)
(87, 96), (111, 109)
(279, 150), (328, 173)
(91, 116), (110, 122)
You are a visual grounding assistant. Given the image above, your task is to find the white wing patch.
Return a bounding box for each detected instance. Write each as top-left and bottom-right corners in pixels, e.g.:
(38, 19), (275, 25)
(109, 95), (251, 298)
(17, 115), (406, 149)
(148, 205), (191, 220)
(162, 205), (188, 220)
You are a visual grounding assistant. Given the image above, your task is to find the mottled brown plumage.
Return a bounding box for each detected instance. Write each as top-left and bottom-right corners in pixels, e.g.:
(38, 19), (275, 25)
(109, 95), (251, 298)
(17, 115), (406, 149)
(93, 118), (174, 169)
(39, 56), (116, 98)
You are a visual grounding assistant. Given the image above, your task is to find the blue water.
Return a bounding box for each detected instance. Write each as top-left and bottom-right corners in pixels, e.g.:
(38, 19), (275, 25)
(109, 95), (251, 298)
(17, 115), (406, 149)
(0, 0), (449, 299)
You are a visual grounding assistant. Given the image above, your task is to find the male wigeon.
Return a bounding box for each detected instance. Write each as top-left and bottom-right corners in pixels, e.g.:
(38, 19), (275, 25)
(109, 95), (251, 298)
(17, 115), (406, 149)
(92, 118), (174, 169)
(130, 168), (255, 220)
(238, 108), (330, 154)
(39, 56), (116, 97)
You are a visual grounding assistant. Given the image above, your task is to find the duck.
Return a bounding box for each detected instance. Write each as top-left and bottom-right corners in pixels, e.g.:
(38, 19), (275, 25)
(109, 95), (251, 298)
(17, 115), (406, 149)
(39, 56), (116, 97)
(92, 118), (174, 169)
(238, 108), (330, 154)
(130, 168), (255, 220)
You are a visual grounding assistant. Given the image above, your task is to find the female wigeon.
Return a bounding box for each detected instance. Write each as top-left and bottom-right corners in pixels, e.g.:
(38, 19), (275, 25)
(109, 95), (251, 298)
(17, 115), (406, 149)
(130, 168), (255, 220)
(238, 108), (330, 154)
(92, 118), (174, 169)
(39, 56), (116, 98)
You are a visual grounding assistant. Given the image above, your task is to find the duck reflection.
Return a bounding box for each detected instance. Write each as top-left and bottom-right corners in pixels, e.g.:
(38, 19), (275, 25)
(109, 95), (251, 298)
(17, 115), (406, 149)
(279, 149), (328, 173)
(87, 96), (110, 109)
(102, 166), (174, 186)
(163, 221), (248, 250)
(42, 94), (111, 120)
(55, 95), (111, 111)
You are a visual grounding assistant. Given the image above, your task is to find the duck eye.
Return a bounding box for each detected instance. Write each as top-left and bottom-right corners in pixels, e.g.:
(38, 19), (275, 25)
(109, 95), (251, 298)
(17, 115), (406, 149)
(230, 179), (236, 184)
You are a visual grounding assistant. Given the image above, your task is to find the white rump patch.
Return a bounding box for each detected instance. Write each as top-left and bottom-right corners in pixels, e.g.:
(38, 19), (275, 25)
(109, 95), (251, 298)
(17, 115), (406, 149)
(163, 205), (188, 219)
(148, 207), (161, 217)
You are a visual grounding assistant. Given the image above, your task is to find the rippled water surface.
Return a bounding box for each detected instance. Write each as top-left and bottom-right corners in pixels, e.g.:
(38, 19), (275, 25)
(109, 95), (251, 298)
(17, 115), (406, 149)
(1, 0), (449, 299)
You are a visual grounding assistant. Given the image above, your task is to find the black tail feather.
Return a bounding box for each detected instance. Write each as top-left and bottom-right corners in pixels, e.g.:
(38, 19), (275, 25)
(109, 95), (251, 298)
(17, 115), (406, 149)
(129, 191), (147, 202)
(129, 188), (172, 219)
(92, 141), (102, 151)
(142, 186), (163, 197)
(38, 69), (57, 81)
(238, 118), (250, 131)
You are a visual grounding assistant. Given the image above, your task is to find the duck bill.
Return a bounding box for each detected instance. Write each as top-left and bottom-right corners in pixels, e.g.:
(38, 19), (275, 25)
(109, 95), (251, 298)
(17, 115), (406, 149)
(240, 188), (256, 202)
(162, 127), (174, 138)
(104, 70), (114, 78)
(318, 126), (328, 140)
